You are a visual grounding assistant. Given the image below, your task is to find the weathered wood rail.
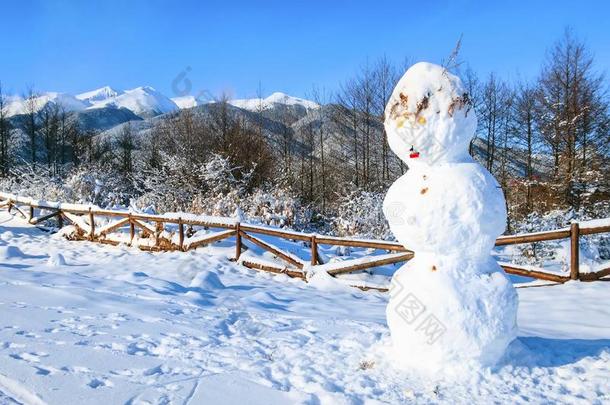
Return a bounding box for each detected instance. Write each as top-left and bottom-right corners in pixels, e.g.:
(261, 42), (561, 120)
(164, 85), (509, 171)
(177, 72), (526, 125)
(0, 192), (609, 290)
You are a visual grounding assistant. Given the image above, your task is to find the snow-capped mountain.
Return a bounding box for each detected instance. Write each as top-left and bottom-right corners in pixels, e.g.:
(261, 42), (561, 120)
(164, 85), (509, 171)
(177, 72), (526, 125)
(229, 92), (319, 111)
(6, 86), (179, 119)
(5, 86), (319, 123)
(171, 95), (199, 109)
(6, 92), (88, 116)
(76, 86), (121, 103)
(170, 92), (319, 112)
(83, 86), (179, 118)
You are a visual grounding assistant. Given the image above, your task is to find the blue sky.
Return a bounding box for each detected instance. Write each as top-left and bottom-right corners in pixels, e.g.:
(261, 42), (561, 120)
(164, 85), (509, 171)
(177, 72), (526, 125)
(1, 0), (608, 99)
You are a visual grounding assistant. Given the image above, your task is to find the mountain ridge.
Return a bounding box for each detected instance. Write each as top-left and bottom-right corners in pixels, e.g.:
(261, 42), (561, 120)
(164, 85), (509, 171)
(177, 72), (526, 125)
(5, 86), (319, 120)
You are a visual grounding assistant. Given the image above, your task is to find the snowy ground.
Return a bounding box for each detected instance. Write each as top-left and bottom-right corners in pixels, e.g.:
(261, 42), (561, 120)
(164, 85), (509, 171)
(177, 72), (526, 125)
(0, 211), (608, 404)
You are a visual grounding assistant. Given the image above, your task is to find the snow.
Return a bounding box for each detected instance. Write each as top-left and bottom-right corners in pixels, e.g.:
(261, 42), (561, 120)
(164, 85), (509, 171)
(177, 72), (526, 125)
(163, 212), (237, 226)
(75, 86), (121, 103)
(229, 92), (319, 111)
(0, 212), (608, 403)
(579, 217), (610, 230)
(496, 227), (570, 240)
(183, 229), (235, 250)
(171, 95), (198, 109)
(5, 86), (179, 118)
(86, 86), (178, 116)
(384, 163), (506, 257)
(310, 252), (408, 273)
(4, 87), (319, 119)
(6, 93), (88, 117)
(385, 62), (476, 167)
(383, 63), (517, 373)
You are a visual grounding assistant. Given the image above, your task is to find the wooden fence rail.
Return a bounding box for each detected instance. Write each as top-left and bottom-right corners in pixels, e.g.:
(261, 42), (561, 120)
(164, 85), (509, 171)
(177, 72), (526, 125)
(0, 192), (609, 290)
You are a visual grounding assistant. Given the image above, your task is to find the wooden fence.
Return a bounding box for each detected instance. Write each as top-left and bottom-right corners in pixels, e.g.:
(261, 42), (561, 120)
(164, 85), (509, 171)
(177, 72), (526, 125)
(0, 192), (609, 290)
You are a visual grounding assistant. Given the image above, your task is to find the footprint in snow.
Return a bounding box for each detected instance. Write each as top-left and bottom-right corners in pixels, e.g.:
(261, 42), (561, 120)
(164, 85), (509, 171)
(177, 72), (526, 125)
(15, 330), (40, 338)
(87, 378), (113, 389)
(34, 366), (57, 376)
(60, 365), (92, 373)
(9, 352), (49, 363)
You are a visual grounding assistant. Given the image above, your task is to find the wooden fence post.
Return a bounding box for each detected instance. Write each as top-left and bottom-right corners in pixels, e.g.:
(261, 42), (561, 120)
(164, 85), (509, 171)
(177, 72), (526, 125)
(88, 208), (95, 241)
(178, 218), (184, 251)
(155, 221), (163, 246)
(129, 214), (135, 245)
(235, 222), (242, 261)
(311, 234), (318, 265)
(29, 206), (34, 223)
(57, 210), (63, 228)
(570, 222), (580, 280)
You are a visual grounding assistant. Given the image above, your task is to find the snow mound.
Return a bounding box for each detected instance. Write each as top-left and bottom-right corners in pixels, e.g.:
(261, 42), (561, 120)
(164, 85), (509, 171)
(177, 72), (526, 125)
(306, 266), (353, 292)
(0, 245), (25, 260)
(191, 372), (310, 404)
(189, 271), (225, 290)
(0, 230), (14, 241)
(47, 253), (67, 266)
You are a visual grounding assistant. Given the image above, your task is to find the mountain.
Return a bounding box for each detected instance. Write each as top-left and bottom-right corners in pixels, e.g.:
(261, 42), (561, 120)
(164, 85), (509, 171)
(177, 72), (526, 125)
(95, 98), (313, 158)
(6, 86), (177, 120)
(229, 92), (319, 112)
(5, 86), (318, 122)
(71, 106), (142, 132)
(171, 95), (199, 109)
(85, 86), (179, 118)
(76, 86), (121, 104)
(6, 92), (88, 117)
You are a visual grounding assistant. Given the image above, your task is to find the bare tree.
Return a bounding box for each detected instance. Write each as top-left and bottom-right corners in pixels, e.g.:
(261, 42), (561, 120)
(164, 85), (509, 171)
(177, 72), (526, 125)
(478, 73), (511, 172)
(537, 28), (610, 208)
(373, 55), (398, 181)
(40, 102), (60, 173)
(461, 67), (481, 156)
(117, 123), (136, 173)
(22, 87), (39, 168)
(0, 82), (12, 175)
(513, 82), (540, 211)
(334, 79), (362, 186)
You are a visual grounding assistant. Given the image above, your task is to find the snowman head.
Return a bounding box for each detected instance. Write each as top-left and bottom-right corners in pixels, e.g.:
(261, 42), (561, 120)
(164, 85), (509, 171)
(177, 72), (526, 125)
(385, 62), (476, 166)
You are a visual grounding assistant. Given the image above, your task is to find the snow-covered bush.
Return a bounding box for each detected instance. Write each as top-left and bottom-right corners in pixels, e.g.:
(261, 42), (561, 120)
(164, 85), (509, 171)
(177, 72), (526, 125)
(132, 154), (311, 228)
(244, 187), (312, 228)
(0, 165), (65, 201)
(330, 189), (391, 239)
(505, 201), (610, 270)
(0, 165), (132, 208)
(62, 166), (133, 208)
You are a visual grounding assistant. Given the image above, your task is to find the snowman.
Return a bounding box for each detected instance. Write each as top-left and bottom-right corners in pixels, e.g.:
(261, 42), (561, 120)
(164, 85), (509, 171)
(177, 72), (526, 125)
(383, 62), (518, 374)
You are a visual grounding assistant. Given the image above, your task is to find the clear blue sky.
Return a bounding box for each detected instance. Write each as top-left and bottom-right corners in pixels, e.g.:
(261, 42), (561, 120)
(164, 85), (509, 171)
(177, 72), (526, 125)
(1, 0), (608, 99)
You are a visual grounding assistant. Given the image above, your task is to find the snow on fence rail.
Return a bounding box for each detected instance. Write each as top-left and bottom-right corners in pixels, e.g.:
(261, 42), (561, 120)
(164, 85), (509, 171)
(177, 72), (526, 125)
(1, 192), (609, 288)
